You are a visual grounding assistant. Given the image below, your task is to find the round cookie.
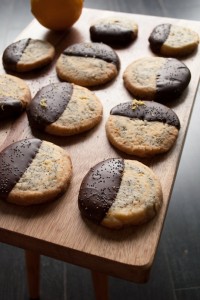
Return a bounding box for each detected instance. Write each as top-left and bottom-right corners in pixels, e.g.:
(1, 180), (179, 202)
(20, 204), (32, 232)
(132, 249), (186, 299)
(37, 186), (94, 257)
(0, 138), (72, 205)
(56, 42), (120, 87)
(106, 100), (180, 157)
(90, 16), (138, 46)
(78, 158), (162, 229)
(27, 82), (103, 136)
(123, 57), (191, 102)
(0, 74), (31, 119)
(148, 23), (199, 57)
(2, 38), (55, 72)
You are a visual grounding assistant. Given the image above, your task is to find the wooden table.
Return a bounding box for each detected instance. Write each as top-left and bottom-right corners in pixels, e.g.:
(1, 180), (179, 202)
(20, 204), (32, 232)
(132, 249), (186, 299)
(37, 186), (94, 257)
(1, 8), (200, 299)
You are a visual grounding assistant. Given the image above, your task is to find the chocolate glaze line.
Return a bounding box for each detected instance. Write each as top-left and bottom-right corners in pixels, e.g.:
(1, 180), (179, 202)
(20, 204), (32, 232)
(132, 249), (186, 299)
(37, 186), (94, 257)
(2, 38), (30, 71)
(0, 138), (42, 199)
(156, 58), (191, 102)
(0, 97), (23, 118)
(63, 42), (120, 70)
(27, 82), (73, 129)
(90, 24), (134, 44)
(110, 101), (180, 129)
(78, 158), (124, 223)
(149, 24), (171, 53)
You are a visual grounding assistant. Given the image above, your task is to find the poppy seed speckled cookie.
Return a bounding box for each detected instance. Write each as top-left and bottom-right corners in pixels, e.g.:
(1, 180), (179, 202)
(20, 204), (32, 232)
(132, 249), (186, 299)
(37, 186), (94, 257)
(0, 74), (31, 119)
(0, 138), (72, 205)
(123, 57), (191, 102)
(105, 100), (180, 157)
(148, 23), (199, 57)
(56, 42), (120, 87)
(2, 38), (55, 72)
(78, 158), (162, 229)
(90, 16), (138, 46)
(27, 82), (103, 136)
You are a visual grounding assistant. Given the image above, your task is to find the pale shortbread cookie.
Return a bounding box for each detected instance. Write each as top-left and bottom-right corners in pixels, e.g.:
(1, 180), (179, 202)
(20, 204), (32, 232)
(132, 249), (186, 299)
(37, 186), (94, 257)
(27, 82), (103, 136)
(46, 85), (103, 135)
(102, 160), (162, 229)
(124, 57), (164, 100)
(123, 57), (191, 102)
(2, 38), (55, 72)
(106, 100), (180, 157)
(106, 116), (179, 157)
(78, 158), (162, 229)
(0, 139), (72, 206)
(0, 74), (31, 118)
(56, 42), (120, 87)
(149, 23), (199, 57)
(90, 16), (138, 45)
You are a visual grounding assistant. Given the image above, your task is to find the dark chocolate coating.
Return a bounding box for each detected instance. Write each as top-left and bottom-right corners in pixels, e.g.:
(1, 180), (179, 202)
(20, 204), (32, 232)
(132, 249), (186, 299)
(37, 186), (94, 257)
(0, 97), (23, 119)
(90, 24), (135, 45)
(78, 158), (124, 223)
(2, 38), (30, 71)
(27, 82), (73, 130)
(156, 58), (191, 102)
(148, 24), (171, 53)
(110, 101), (180, 129)
(0, 138), (42, 199)
(63, 42), (120, 70)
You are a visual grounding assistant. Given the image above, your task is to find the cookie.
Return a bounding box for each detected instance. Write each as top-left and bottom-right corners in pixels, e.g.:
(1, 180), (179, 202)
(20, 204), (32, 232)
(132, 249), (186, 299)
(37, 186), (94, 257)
(2, 38), (55, 72)
(148, 23), (199, 57)
(56, 42), (120, 87)
(78, 158), (162, 229)
(0, 74), (31, 119)
(90, 16), (138, 46)
(27, 82), (103, 136)
(105, 100), (180, 157)
(0, 138), (72, 205)
(123, 57), (191, 102)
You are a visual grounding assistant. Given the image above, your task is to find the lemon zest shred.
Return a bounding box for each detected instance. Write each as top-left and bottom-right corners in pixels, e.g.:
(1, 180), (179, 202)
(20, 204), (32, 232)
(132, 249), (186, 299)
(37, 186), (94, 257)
(132, 99), (145, 110)
(40, 98), (47, 108)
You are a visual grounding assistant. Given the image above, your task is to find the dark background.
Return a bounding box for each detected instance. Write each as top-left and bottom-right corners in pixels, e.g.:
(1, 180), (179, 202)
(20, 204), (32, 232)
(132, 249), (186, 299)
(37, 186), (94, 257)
(0, 1), (200, 299)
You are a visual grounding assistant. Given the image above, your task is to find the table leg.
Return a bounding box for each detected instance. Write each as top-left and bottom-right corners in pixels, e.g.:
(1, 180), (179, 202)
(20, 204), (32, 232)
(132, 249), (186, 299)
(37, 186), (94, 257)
(25, 250), (40, 300)
(91, 270), (109, 300)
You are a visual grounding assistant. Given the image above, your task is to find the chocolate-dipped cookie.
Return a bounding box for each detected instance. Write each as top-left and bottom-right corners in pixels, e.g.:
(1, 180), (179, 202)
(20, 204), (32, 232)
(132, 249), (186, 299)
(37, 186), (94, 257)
(2, 38), (55, 72)
(78, 158), (162, 229)
(105, 100), (180, 157)
(0, 138), (72, 205)
(149, 23), (199, 57)
(90, 16), (138, 46)
(27, 82), (103, 136)
(0, 74), (31, 119)
(123, 57), (191, 102)
(56, 42), (120, 87)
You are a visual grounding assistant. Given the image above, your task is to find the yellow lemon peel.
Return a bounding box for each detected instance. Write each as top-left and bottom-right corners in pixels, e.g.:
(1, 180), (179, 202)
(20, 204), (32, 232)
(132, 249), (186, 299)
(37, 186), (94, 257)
(132, 99), (145, 110)
(40, 98), (47, 108)
(31, 0), (83, 31)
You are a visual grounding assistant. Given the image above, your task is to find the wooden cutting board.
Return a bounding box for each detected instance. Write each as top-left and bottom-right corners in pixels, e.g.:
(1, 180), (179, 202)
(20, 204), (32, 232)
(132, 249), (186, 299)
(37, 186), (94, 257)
(0, 8), (200, 283)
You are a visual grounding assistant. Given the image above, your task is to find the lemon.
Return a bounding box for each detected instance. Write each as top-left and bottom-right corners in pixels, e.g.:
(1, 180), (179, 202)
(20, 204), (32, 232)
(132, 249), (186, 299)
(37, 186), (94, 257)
(31, 0), (83, 31)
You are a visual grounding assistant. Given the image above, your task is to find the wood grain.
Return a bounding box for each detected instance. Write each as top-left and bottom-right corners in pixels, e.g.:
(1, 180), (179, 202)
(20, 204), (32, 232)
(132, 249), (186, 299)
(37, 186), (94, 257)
(0, 8), (200, 283)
